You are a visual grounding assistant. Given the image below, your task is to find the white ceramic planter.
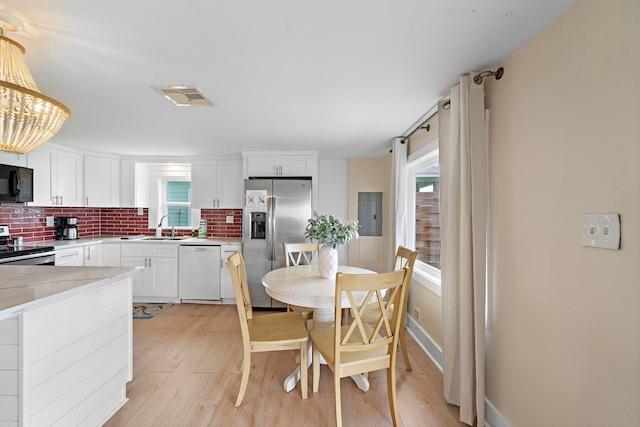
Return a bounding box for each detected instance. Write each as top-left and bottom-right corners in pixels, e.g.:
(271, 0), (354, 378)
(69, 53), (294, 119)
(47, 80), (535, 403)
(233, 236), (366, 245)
(318, 246), (338, 278)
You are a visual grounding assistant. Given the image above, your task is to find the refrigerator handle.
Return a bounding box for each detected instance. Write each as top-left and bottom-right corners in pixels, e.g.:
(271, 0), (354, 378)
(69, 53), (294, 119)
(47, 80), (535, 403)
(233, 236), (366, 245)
(270, 196), (277, 261)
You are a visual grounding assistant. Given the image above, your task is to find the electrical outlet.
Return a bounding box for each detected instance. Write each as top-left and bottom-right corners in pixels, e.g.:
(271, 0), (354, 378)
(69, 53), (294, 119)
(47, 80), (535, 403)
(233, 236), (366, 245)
(46, 216), (54, 227)
(413, 306), (421, 322)
(580, 213), (621, 249)
(226, 215), (234, 224)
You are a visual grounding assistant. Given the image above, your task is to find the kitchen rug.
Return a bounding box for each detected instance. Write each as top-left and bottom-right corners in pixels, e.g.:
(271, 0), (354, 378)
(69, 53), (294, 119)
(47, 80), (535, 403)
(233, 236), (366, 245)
(133, 303), (174, 319)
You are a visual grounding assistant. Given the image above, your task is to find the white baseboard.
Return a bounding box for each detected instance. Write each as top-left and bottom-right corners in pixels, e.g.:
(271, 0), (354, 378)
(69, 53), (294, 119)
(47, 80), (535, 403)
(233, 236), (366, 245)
(404, 316), (511, 427)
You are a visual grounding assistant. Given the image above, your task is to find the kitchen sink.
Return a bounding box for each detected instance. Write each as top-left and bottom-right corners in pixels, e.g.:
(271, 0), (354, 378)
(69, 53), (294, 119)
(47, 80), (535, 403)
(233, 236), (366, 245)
(144, 237), (185, 241)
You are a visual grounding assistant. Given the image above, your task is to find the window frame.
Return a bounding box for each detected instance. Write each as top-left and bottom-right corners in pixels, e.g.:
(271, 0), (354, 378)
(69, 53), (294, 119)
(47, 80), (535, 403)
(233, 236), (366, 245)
(160, 178), (192, 228)
(406, 140), (441, 295)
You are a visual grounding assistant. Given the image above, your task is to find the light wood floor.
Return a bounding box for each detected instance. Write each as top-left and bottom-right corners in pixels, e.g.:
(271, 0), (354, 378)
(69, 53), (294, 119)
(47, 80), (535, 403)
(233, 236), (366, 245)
(104, 303), (467, 427)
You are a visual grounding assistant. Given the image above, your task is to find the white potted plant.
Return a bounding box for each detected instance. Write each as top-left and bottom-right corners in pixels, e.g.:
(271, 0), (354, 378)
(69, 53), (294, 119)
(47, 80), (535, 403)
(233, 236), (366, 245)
(305, 212), (360, 278)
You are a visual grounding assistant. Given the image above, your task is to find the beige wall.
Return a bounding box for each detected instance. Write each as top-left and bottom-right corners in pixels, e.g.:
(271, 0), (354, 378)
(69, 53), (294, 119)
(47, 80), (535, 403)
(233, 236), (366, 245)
(484, 0), (640, 425)
(349, 155), (444, 347)
(348, 157), (392, 273)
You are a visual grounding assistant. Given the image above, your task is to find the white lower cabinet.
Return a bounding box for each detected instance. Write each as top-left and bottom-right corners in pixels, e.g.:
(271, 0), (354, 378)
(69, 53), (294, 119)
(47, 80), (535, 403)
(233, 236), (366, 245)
(55, 246), (84, 266)
(220, 244), (242, 302)
(121, 244), (178, 301)
(83, 244), (102, 266)
(101, 242), (122, 266)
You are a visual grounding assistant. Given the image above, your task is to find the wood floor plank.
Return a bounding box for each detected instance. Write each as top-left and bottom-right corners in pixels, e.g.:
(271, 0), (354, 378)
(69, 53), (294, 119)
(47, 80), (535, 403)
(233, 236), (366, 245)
(104, 303), (469, 426)
(151, 372), (213, 427)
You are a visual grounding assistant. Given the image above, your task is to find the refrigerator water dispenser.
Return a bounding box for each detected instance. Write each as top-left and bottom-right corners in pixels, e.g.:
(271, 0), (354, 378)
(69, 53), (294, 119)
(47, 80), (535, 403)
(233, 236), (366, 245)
(250, 212), (266, 239)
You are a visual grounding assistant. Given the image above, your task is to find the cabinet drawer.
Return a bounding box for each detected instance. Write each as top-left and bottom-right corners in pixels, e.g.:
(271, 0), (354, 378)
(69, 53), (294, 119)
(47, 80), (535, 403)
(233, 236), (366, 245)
(149, 245), (178, 257)
(55, 247), (84, 266)
(121, 243), (178, 258)
(121, 244), (148, 257)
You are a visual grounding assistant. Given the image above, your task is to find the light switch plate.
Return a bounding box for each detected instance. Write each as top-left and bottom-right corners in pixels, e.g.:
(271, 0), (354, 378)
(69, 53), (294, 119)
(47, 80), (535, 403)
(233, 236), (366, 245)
(46, 216), (54, 227)
(226, 215), (234, 224)
(580, 213), (620, 249)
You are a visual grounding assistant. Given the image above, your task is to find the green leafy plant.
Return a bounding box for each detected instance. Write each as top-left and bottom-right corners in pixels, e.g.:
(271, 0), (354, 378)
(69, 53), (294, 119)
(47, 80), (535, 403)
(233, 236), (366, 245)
(304, 212), (360, 249)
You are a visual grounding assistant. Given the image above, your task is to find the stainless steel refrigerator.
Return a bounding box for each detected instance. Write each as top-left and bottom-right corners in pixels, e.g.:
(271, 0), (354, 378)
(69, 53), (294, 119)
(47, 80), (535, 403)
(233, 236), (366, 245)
(243, 178), (312, 307)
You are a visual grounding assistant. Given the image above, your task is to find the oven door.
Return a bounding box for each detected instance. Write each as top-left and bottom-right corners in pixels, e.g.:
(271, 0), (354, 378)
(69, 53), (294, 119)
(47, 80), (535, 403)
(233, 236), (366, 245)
(0, 251), (55, 265)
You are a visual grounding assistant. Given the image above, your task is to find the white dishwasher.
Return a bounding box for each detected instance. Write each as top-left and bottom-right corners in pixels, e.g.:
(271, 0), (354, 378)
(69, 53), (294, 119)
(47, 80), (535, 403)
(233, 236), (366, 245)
(179, 245), (222, 302)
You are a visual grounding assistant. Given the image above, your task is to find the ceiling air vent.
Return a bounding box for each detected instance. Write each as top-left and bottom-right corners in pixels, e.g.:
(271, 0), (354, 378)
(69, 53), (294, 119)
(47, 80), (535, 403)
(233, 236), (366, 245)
(153, 86), (213, 107)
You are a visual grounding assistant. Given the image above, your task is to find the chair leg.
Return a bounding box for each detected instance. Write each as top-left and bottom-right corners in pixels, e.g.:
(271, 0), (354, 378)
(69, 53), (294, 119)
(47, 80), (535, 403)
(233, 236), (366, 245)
(300, 342), (308, 399)
(387, 364), (400, 427)
(235, 352), (251, 407)
(399, 327), (412, 371)
(312, 345), (320, 393)
(334, 371), (342, 427)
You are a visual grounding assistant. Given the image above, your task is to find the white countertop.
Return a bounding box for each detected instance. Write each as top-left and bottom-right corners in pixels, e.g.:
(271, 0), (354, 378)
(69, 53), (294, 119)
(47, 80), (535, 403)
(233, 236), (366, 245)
(34, 236), (243, 249)
(0, 265), (142, 319)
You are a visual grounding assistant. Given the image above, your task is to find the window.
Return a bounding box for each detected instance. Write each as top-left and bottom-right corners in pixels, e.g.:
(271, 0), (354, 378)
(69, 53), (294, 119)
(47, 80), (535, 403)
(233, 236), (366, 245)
(141, 162), (196, 230)
(407, 142), (441, 286)
(163, 180), (191, 227)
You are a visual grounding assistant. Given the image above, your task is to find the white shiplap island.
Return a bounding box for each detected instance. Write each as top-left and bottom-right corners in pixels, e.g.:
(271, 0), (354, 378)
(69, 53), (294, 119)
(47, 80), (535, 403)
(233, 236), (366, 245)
(0, 265), (142, 426)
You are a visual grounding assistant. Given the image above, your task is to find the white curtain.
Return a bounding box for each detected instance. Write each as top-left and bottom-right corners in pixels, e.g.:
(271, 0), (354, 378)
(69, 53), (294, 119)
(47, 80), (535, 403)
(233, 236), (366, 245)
(392, 137), (408, 266)
(439, 74), (488, 426)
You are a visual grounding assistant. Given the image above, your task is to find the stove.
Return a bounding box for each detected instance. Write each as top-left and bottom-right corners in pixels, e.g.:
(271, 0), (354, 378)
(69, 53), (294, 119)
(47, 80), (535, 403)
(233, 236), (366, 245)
(0, 225), (56, 265)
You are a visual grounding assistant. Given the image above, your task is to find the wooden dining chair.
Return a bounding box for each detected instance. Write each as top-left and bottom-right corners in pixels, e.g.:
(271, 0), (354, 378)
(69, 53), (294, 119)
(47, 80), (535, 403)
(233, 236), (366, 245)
(356, 246), (418, 370)
(310, 268), (410, 427)
(226, 251), (309, 406)
(284, 242), (318, 326)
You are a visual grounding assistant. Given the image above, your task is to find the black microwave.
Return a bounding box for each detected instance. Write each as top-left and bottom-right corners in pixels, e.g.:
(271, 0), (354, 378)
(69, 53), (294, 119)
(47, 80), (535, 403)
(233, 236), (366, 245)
(0, 164), (33, 203)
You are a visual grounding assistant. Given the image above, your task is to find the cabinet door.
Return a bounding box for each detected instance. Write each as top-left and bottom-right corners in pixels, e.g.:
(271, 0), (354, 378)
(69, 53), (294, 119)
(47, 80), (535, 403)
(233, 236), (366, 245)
(220, 245), (242, 300)
(192, 160), (243, 209)
(122, 256), (148, 296)
(83, 244), (101, 266)
(28, 147), (84, 206)
(56, 150), (83, 206)
(0, 152), (27, 167)
(191, 161), (218, 208)
(279, 155), (314, 176)
(27, 146), (56, 206)
(85, 156), (119, 207)
(148, 256), (178, 297)
(102, 243), (121, 266)
(217, 160), (243, 208)
(246, 155), (279, 176)
(120, 159), (135, 207)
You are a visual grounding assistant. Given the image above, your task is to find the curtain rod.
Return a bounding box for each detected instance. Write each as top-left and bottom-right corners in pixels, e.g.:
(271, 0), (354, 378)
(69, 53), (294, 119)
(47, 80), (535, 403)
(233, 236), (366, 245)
(393, 67), (505, 148)
(473, 67), (504, 84)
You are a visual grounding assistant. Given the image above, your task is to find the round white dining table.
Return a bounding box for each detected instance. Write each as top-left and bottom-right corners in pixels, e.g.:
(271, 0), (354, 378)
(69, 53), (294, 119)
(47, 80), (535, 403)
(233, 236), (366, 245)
(261, 264), (375, 393)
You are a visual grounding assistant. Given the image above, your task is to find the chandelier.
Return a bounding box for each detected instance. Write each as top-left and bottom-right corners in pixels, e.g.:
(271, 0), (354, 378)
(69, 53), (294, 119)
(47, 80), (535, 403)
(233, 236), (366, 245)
(0, 12), (70, 154)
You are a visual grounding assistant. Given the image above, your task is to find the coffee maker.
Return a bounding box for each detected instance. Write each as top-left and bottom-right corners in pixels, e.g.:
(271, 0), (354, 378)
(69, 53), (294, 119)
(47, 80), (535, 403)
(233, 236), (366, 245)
(56, 217), (79, 240)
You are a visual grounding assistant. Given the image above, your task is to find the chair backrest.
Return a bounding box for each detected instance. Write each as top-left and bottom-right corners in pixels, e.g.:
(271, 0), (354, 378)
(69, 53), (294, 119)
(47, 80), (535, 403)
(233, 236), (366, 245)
(226, 251), (253, 342)
(284, 242), (319, 266)
(393, 246), (418, 310)
(334, 268), (410, 365)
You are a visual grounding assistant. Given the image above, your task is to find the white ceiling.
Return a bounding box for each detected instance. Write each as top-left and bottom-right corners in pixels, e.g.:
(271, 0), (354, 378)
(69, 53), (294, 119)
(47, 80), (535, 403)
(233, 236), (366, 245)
(5, 0), (577, 159)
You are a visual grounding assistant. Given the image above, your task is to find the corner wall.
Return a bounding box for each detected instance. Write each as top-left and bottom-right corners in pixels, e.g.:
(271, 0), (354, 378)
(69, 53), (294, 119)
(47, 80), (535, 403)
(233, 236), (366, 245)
(485, 1), (640, 425)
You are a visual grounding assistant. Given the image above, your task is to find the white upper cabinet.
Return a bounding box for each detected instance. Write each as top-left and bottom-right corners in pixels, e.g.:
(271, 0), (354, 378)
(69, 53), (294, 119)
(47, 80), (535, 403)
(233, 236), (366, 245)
(120, 159), (149, 207)
(243, 152), (318, 178)
(84, 155), (120, 207)
(191, 159), (243, 208)
(28, 146), (84, 206)
(0, 152), (27, 167)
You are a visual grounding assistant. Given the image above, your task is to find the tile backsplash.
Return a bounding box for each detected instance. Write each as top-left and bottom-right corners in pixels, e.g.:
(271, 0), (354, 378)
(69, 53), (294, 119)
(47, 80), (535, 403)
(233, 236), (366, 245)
(0, 206), (242, 243)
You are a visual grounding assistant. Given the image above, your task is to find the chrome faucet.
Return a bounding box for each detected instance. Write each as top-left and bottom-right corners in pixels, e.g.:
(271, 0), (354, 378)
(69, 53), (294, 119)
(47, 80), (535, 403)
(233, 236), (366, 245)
(158, 214), (175, 238)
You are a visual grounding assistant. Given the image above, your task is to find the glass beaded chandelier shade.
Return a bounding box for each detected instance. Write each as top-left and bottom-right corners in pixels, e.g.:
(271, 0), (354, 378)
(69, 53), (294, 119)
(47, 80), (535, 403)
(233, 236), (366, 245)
(0, 16), (70, 154)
